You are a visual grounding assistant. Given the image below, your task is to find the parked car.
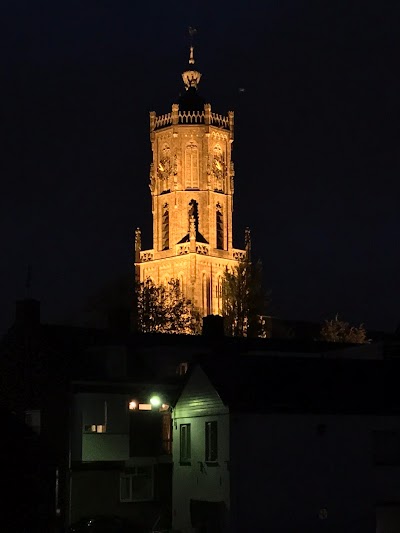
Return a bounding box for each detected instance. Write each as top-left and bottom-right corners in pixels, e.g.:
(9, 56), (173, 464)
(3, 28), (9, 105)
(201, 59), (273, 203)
(68, 515), (142, 532)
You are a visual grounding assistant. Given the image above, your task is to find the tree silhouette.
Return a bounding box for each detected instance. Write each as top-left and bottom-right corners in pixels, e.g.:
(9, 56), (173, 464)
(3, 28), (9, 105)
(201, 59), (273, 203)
(136, 278), (200, 334)
(320, 314), (369, 344)
(222, 257), (267, 337)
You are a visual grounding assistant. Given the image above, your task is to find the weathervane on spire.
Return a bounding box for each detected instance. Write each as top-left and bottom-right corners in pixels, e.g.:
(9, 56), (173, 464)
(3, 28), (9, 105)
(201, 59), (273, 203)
(188, 26), (197, 40)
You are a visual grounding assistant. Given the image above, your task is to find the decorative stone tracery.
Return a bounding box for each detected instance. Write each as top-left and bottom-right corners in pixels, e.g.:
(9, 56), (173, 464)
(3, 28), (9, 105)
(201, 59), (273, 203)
(184, 141), (199, 189)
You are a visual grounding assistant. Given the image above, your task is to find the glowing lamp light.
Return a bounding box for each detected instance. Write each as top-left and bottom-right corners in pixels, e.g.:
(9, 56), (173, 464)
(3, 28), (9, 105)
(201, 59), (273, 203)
(215, 160), (222, 171)
(129, 401), (137, 410)
(158, 162), (164, 172)
(150, 395), (162, 408)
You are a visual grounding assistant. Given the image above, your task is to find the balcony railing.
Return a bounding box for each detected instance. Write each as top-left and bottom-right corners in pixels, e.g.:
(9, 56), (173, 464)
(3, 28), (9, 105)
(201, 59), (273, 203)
(82, 433), (129, 462)
(211, 112), (230, 129)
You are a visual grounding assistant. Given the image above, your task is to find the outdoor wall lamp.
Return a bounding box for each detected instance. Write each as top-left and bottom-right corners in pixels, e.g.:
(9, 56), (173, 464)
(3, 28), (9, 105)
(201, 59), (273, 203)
(150, 395), (162, 407)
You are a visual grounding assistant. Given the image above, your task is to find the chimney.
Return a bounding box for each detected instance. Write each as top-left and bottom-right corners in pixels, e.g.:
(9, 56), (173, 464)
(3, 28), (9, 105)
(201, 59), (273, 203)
(202, 315), (224, 338)
(15, 299), (40, 330)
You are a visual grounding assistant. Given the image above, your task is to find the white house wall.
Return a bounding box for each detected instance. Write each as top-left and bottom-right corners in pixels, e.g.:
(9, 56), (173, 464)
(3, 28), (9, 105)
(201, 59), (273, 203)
(173, 366), (230, 533)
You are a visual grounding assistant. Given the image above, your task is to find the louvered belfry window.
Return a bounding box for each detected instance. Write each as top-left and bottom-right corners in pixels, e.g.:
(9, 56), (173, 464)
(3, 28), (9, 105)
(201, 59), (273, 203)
(216, 205), (223, 250)
(162, 204), (169, 250)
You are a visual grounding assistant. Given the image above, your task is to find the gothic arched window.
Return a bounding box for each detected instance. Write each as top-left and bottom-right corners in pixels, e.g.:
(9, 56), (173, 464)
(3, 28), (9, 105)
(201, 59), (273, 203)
(216, 275), (222, 315)
(202, 273), (210, 316)
(162, 204), (169, 250)
(185, 142), (199, 189)
(216, 204), (224, 250)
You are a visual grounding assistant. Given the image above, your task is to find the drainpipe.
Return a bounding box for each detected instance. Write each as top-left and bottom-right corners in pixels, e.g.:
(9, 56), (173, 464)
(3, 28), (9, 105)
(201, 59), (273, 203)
(67, 386), (73, 528)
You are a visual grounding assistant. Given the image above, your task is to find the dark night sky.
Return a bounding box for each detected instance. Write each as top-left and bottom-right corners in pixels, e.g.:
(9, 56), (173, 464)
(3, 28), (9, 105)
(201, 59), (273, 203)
(1, 0), (399, 333)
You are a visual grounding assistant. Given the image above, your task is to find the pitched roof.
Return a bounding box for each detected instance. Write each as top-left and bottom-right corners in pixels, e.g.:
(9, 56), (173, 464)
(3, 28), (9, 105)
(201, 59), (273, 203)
(197, 355), (400, 415)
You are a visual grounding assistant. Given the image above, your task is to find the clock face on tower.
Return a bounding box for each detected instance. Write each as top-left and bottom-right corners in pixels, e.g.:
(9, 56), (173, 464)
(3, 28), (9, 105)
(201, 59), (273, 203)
(213, 157), (224, 191)
(157, 158), (171, 179)
(157, 143), (173, 192)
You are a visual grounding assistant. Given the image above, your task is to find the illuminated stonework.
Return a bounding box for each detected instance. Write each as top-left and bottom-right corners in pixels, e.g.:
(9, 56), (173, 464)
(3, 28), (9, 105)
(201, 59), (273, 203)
(135, 48), (246, 318)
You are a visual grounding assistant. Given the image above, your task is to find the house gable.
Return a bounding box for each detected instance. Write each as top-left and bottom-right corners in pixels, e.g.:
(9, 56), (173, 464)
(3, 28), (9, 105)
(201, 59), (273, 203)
(174, 365), (228, 419)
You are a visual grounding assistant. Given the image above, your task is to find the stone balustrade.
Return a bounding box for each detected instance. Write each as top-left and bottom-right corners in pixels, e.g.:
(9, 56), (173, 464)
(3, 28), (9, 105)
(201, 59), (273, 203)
(154, 113), (172, 129)
(152, 109), (231, 130)
(138, 245), (244, 262)
(232, 248), (246, 261)
(140, 250), (154, 262)
(178, 110), (205, 124)
(211, 112), (230, 129)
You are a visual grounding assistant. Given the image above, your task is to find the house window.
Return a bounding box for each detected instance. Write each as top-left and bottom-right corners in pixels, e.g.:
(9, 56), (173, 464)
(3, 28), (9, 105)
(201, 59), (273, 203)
(205, 421), (218, 462)
(25, 409), (41, 434)
(177, 362), (189, 376)
(120, 466), (153, 502)
(180, 424), (191, 463)
(138, 404), (152, 411)
(84, 424), (106, 433)
(83, 400), (108, 434)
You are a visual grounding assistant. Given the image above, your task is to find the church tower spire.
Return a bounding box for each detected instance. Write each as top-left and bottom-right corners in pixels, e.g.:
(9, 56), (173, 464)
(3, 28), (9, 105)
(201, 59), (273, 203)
(135, 42), (246, 320)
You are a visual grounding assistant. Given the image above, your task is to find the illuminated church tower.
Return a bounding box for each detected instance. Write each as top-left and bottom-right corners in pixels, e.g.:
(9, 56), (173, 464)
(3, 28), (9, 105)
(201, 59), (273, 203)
(135, 46), (247, 317)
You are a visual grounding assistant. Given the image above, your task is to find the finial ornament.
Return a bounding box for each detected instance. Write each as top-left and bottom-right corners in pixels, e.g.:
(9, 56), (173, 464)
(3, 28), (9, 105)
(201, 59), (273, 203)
(189, 46), (195, 65)
(182, 27), (201, 90)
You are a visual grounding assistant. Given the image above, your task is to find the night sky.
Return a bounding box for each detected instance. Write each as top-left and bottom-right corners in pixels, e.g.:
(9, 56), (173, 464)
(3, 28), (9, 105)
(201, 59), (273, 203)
(1, 0), (398, 333)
